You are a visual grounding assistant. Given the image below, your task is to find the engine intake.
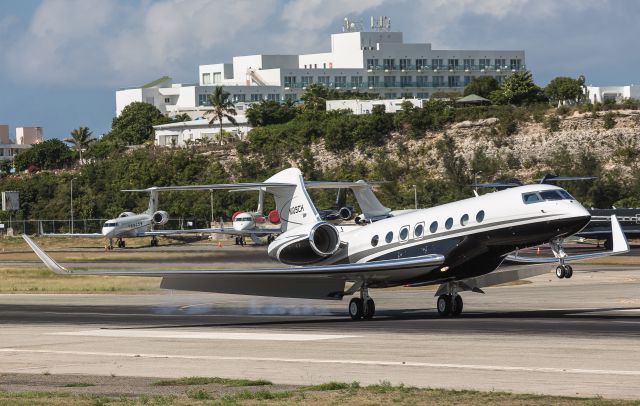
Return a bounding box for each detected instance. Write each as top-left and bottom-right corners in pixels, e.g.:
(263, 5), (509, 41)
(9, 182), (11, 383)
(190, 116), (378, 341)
(152, 210), (169, 225)
(338, 206), (355, 221)
(273, 222), (341, 265)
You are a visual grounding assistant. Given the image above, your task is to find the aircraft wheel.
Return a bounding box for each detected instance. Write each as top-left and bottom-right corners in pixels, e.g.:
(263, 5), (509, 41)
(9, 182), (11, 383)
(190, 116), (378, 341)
(348, 298), (364, 320)
(437, 294), (452, 317)
(122, 240), (126, 248)
(564, 265), (573, 279)
(363, 298), (375, 319)
(452, 295), (463, 316)
(555, 265), (566, 279)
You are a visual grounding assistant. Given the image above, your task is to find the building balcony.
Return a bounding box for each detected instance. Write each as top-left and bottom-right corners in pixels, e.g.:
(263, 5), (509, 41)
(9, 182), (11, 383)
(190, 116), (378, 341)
(365, 64), (527, 73)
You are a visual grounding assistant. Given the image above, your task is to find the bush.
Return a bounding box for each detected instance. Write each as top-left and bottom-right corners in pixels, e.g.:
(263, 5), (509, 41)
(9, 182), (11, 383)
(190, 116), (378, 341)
(603, 112), (616, 129)
(545, 115), (561, 132)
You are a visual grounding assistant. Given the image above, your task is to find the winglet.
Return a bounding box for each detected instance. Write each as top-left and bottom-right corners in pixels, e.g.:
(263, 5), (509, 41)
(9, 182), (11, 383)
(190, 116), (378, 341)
(21, 235), (70, 274)
(610, 214), (630, 254)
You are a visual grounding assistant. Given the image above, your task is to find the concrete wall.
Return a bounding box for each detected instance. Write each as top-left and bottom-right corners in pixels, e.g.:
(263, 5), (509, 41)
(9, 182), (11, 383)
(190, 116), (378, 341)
(15, 127), (43, 145)
(0, 125), (10, 144)
(586, 85), (640, 103)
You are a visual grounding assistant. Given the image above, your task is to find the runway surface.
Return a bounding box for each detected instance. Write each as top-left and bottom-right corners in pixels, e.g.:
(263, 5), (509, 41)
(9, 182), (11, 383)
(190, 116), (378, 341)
(1, 265), (639, 399)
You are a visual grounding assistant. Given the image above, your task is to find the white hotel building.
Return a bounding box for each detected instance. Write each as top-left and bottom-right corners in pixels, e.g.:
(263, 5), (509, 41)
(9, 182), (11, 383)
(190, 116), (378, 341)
(116, 29), (525, 118)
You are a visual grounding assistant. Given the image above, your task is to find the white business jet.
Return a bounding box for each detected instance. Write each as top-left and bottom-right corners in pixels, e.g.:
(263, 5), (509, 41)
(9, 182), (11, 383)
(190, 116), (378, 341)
(23, 168), (628, 320)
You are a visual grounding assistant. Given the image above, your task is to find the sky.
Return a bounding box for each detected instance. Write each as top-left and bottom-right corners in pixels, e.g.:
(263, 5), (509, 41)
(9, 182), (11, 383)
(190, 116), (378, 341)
(1, 0), (639, 141)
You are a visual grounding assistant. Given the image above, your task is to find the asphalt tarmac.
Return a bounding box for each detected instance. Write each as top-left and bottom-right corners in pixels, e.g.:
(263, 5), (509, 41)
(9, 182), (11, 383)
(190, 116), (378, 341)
(1, 264), (639, 399)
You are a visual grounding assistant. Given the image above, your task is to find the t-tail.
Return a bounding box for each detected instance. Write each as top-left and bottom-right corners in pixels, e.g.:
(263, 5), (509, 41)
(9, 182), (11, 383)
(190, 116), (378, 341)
(264, 168), (321, 233)
(145, 188), (159, 215)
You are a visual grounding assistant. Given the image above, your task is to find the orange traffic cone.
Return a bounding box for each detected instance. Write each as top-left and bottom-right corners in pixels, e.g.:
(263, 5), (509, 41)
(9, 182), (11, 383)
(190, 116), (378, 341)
(217, 241), (223, 248)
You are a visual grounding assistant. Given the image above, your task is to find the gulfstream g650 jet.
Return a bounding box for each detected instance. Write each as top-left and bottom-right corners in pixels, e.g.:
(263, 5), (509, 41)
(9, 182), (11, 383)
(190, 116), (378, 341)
(23, 168), (628, 320)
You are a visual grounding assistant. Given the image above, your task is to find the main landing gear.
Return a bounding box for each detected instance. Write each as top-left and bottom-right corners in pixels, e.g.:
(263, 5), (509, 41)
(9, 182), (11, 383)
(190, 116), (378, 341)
(106, 238), (125, 250)
(150, 236), (159, 247)
(437, 293), (463, 317)
(555, 264), (573, 279)
(348, 285), (375, 320)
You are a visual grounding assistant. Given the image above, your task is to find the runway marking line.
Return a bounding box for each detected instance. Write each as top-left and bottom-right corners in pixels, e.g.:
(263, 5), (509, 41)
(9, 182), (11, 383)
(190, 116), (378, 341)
(1, 349), (639, 377)
(49, 329), (359, 342)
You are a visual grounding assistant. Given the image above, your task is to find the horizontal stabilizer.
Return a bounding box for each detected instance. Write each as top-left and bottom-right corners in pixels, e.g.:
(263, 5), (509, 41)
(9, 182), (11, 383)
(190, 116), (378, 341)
(122, 182), (295, 193)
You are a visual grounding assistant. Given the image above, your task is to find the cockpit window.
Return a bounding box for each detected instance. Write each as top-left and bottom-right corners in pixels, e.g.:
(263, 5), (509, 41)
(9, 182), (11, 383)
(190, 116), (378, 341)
(104, 222), (117, 227)
(557, 190), (574, 200)
(522, 192), (542, 204)
(539, 190), (563, 201)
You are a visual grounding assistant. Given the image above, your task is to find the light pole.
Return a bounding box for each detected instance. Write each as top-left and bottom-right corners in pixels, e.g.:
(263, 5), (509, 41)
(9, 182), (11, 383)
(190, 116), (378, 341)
(412, 184), (417, 210)
(210, 189), (214, 226)
(70, 177), (77, 234)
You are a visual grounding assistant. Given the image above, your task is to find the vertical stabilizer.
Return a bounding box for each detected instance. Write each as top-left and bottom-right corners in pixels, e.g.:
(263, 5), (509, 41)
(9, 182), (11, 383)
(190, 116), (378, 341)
(352, 180), (391, 218)
(265, 168), (320, 232)
(146, 188), (159, 215)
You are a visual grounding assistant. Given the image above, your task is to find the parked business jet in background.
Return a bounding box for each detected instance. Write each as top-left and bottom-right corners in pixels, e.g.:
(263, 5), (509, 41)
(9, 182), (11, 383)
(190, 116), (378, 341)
(24, 168), (628, 320)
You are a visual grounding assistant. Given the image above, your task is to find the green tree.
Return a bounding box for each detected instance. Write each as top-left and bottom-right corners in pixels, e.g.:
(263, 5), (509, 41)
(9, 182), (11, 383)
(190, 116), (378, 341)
(64, 126), (95, 165)
(172, 113), (192, 122)
(490, 71), (545, 105)
(603, 112), (616, 129)
(301, 84), (330, 111)
(111, 102), (169, 145)
(205, 86), (237, 144)
(463, 76), (499, 99)
(246, 100), (297, 127)
(544, 76), (583, 104)
(14, 139), (73, 171)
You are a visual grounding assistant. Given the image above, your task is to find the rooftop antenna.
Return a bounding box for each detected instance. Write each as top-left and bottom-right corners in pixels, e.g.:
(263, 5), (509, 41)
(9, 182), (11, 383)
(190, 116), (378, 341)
(342, 17), (363, 32)
(371, 15), (391, 32)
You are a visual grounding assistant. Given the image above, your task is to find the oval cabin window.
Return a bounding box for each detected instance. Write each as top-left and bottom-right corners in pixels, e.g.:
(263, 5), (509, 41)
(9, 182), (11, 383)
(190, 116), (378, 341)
(445, 217), (454, 230)
(385, 231), (394, 243)
(371, 235), (379, 247)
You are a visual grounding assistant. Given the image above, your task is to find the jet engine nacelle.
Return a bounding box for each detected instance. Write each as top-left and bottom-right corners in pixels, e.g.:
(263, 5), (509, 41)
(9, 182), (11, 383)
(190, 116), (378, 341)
(268, 222), (341, 265)
(152, 210), (169, 225)
(338, 206), (356, 221)
(268, 209), (281, 225)
(119, 212), (136, 218)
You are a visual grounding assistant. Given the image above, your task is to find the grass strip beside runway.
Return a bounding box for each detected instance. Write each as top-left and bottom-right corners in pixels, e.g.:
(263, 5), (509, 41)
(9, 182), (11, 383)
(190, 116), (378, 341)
(0, 378), (640, 406)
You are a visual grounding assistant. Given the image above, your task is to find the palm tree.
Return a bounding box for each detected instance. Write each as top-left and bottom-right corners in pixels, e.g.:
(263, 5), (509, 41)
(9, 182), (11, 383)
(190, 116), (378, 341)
(64, 126), (95, 165)
(205, 86), (237, 144)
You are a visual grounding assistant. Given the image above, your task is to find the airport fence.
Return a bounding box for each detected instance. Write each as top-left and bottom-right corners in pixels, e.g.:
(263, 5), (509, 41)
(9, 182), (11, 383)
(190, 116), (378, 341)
(0, 218), (212, 236)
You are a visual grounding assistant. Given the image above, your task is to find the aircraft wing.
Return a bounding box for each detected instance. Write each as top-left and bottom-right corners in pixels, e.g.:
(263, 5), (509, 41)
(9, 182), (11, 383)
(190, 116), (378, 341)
(40, 233), (103, 238)
(122, 182), (295, 193)
(506, 215), (629, 264)
(143, 227), (281, 236)
(23, 233), (443, 299)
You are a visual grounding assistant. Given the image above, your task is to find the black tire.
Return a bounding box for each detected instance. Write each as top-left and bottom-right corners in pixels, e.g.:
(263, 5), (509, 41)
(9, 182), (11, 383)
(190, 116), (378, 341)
(452, 295), (463, 316)
(564, 265), (573, 279)
(349, 298), (364, 320)
(437, 294), (452, 317)
(363, 299), (375, 319)
(122, 240), (126, 248)
(555, 265), (565, 279)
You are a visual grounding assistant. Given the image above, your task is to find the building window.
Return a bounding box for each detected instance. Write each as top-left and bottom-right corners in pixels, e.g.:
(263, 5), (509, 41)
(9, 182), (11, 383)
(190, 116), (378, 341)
(334, 76), (347, 87)
(367, 76), (380, 88)
(510, 59), (522, 70)
(202, 73), (212, 85)
(400, 76), (412, 87)
(250, 94), (262, 102)
(233, 94), (246, 102)
(164, 97), (171, 103)
(432, 59), (443, 69)
(399, 58), (411, 70)
(384, 92), (397, 99)
(284, 94), (296, 101)
(283, 76), (296, 87)
(400, 92), (413, 98)
(447, 76), (461, 87)
(417, 92), (429, 99)
(432, 76), (445, 87)
(301, 76), (313, 86)
(318, 76), (330, 85)
(463, 59), (474, 70)
(464, 76), (473, 86)
(416, 76), (429, 87)
(384, 76), (396, 87)
(350, 76), (363, 87)
(495, 76), (505, 84)
(213, 72), (221, 83)
(383, 58), (396, 70)
(416, 58), (428, 70)
(367, 58), (379, 69)
(495, 58), (506, 69)
(198, 94), (210, 106)
(478, 59), (490, 70)
(447, 59), (459, 70)
(267, 93), (280, 101)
